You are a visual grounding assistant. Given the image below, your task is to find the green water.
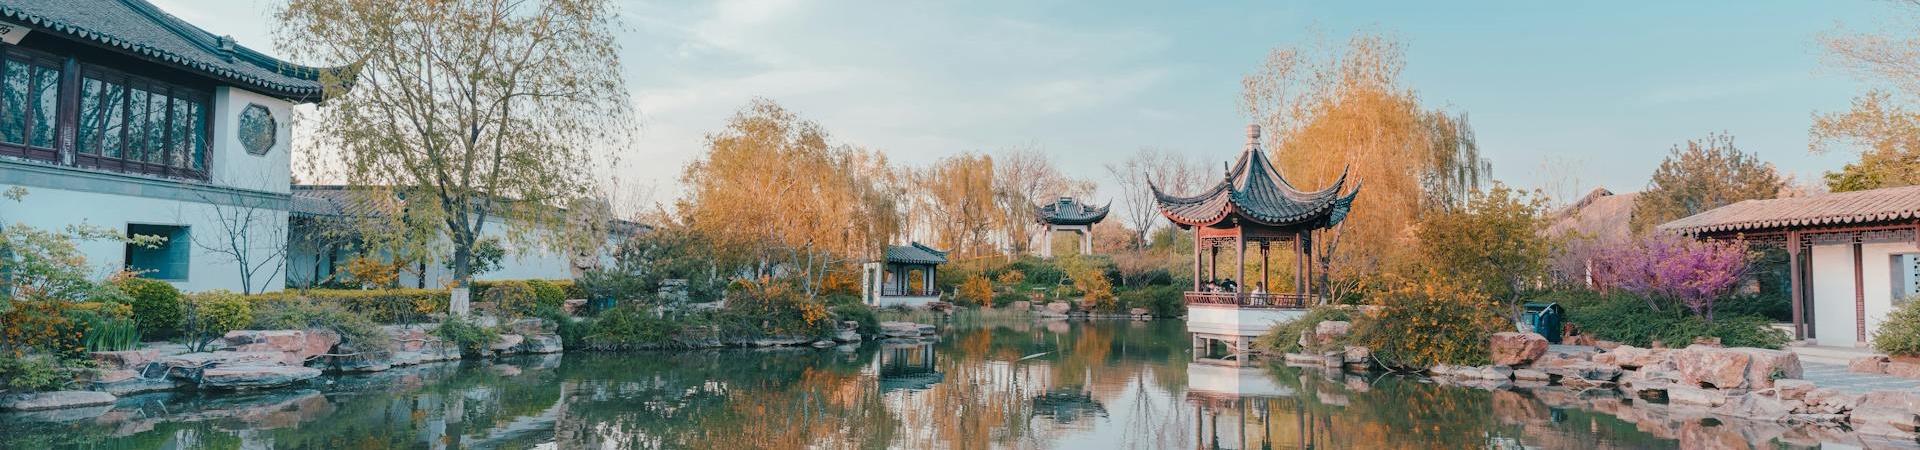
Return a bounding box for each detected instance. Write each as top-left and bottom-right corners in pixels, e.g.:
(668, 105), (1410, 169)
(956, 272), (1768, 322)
(0, 320), (1895, 449)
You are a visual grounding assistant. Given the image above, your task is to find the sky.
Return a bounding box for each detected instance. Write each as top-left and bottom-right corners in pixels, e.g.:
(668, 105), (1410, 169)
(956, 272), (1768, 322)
(161, 0), (1898, 208)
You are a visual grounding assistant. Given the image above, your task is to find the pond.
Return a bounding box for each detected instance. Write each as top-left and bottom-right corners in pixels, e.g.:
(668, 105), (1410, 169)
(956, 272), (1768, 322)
(0, 319), (1909, 449)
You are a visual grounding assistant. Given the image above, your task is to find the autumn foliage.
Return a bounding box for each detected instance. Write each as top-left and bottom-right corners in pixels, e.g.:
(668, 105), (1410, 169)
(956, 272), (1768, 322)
(1350, 276), (1508, 369)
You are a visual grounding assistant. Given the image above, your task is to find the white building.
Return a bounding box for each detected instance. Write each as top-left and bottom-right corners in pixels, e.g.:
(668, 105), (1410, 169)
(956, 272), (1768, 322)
(860, 242), (948, 308)
(0, 0), (323, 293)
(1661, 185), (1920, 348)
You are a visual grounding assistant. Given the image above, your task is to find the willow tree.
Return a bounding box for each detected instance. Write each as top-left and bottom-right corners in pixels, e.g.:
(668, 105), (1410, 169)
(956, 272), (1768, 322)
(276, 0), (630, 312)
(1239, 32), (1489, 286)
(678, 99), (899, 299)
(916, 153), (1003, 256)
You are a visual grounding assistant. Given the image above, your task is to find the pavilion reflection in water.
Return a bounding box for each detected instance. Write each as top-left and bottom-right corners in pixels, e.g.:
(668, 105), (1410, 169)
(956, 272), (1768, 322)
(1186, 355), (1327, 450)
(875, 340), (944, 392)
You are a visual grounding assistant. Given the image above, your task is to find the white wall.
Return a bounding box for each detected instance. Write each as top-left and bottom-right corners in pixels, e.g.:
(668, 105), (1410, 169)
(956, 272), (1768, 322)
(1186, 306), (1304, 338)
(1811, 244), (1857, 347)
(1864, 242), (1919, 345)
(0, 182), (287, 294)
(209, 87), (293, 194)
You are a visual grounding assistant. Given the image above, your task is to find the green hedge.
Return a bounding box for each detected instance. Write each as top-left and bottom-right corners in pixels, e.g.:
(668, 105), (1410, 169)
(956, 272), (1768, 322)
(249, 289), (450, 324)
(1557, 290), (1789, 349)
(471, 279), (576, 301)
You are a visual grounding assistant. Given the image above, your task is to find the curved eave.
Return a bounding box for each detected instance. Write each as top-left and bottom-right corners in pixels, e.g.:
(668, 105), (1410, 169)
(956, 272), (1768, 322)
(0, 5), (350, 103)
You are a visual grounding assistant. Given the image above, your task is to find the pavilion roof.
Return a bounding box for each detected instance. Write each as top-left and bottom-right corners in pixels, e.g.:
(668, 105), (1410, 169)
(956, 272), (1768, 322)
(1659, 184), (1920, 235)
(3, 0), (345, 102)
(1035, 197), (1109, 226)
(1150, 125), (1360, 229)
(883, 242), (948, 265)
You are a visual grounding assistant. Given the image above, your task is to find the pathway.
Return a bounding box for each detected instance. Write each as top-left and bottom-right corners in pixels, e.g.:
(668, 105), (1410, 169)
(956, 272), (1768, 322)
(1799, 362), (1920, 394)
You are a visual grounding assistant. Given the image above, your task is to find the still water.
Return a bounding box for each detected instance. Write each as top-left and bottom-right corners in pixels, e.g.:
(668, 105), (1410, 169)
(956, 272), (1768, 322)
(0, 319), (1904, 449)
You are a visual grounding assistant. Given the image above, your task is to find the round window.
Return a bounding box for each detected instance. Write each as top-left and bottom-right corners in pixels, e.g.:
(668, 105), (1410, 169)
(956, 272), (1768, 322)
(239, 104), (277, 155)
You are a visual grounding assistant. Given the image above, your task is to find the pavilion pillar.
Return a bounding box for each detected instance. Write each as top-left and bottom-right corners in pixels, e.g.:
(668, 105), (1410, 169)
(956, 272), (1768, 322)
(1236, 228), (1247, 296)
(1260, 241), (1270, 292)
(1192, 228), (1202, 292)
(1040, 226), (1053, 259)
(1080, 227), (1092, 255)
(1304, 232), (1315, 302)
(1209, 243), (1218, 283)
(1788, 231), (1805, 341)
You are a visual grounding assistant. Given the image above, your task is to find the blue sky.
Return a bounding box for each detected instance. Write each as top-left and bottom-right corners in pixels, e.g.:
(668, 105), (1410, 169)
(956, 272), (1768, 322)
(165, 0), (1894, 206)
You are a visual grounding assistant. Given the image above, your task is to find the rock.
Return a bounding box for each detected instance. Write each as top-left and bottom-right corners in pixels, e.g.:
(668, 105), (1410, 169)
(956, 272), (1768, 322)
(223, 329), (341, 363)
(1010, 301), (1031, 312)
(1129, 308), (1150, 316)
(196, 365), (322, 390)
(811, 340), (837, 348)
(834, 329), (861, 343)
(1559, 376), (1615, 389)
(1283, 353), (1324, 366)
(1848, 355), (1889, 374)
(1593, 340), (1622, 351)
(0, 391), (116, 411)
(916, 324), (937, 336)
(1692, 336), (1723, 347)
(880, 321), (921, 338)
(1342, 346), (1371, 364)
(490, 334), (526, 352)
(1478, 365), (1515, 381)
(749, 337), (810, 347)
(563, 299), (588, 315)
(515, 334), (564, 354)
(1429, 364), (1455, 377)
(389, 328), (433, 352)
(1044, 302), (1072, 315)
(1313, 321), (1351, 346)
(1712, 391), (1796, 421)
(1802, 388), (1861, 415)
(1595, 345), (1669, 370)
(1668, 386), (1729, 407)
(161, 351), (293, 373)
(1738, 348), (1802, 389)
(1488, 332), (1550, 367)
(1514, 369), (1550, 381)
(1772, 379), (1815, 401)
(1885, 361), (1920, 379)
(503, 318), (555, 335)
(1543, 361), (1622, 383)
(1674, 345), (1782, 389)
(1850, 389), (1920, 436)
(90, 349), (163, 371)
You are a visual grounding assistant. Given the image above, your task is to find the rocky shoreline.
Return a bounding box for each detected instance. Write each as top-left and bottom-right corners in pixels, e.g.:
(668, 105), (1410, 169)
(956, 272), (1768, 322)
(1282, 321), (1920, 439)
(0, 318), (941, 414)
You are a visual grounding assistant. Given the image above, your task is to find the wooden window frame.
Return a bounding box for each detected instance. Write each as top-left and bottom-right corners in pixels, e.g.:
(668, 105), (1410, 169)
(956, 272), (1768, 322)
(0, 46), (63, 163)
(72, 64), (210, 180)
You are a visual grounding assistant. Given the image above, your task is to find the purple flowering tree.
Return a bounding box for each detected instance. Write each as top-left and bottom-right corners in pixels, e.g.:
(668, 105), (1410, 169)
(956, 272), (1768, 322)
(1594, 234), (1750, 322)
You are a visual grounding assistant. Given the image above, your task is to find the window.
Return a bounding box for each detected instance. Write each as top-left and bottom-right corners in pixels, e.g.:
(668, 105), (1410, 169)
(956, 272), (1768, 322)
(1896, 253), (1920, 307)
(126, 224), (190, 281)
(0, 47), (60, 162)
(75, 66), (210, 178)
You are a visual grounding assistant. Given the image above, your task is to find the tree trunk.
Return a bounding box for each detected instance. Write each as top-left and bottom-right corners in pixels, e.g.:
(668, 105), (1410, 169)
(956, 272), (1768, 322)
(449, 232), (474, 316)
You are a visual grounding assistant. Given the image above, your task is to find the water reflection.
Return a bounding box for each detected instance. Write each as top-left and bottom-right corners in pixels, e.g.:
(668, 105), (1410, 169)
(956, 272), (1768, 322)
(2, 320), (1913, 449)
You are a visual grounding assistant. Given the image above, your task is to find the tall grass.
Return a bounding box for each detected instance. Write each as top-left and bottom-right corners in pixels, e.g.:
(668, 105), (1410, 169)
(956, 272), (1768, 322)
(82, 317), (141, 352)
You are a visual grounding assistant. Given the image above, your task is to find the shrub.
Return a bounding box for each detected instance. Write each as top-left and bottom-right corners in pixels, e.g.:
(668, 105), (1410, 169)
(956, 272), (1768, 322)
(0, 300), (84, 357)
(435, 316), (499, 356)
(991, 292), (1027, 308)
(1350, 278), (1508, 369)
(832, 304), (879, 336)
(249, 289), (448, 324)
(995, 270), (1027, 290)
(123, 278), (185, 340)
(727, 277), (832, 338)
(525, 279), (567, 311)
(1118, 285), (1184, 317)
(584, 305), (680, 350)
(482, 281), (539, 319)
(250, 300), (392, 358)
(956, 276), (993, 307)
(1008, 257), (1065, 286)
(1873, 300), (1920, 356)
(1254, 306), (1354, 354)
(539, 307), (587, 349)
(183, 291), (253, 351)
(1593, 234), (1750, 321)
(1565, 292), (1788, 349)
(0, 355), (67, 392)
(68, 303), (138, 353)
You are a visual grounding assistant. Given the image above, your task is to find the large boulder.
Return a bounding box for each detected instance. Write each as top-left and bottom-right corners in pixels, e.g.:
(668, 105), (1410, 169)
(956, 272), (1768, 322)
(880, 321), (921, 338)
(1593, 345), (1669, 370)
(1802, 388), (1862, 415)
(224, 329), (341, 364)
(162, 351), (293, 375)
(1738, 348), (1802, 389)
(1886, 361), (1920, 380)
(1711, 391), (1796, 422)
(1313, 321), (1351, 346)
(1009, 301), (1031, 312)
(1849, 355), (1889, 374)
(1673, 345), (1800, 390)
(489, 334), (526, 352)
(0, 391), (116, 411)
(1541, 361), (1622, 383)
(1044, 302), (1072, 315)
(90, 349), (165, 372)
(1667, 386), (1729, 407)
(196, 365), (322, 390)
(1488, 332), (1548, 367)
(1850, 389), (1920, 436)
(516, 334), (564, 354)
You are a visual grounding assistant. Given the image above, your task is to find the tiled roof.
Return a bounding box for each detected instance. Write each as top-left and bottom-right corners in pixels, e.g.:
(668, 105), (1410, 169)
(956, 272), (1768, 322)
(291, 185), (649, 236)
(884, 242), (948, 265)
(1, 0), (342, 102)
(1035, 197), (1109, 226)
(1150, 125), (1359, 229)
(1658, 185), (1920, 235)
(1547, 188), (1637, 244)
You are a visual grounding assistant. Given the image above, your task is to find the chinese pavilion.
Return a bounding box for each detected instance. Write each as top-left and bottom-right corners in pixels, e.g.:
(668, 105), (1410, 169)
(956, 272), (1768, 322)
(1034, 197), (1109, 258)
(1154, 124), (1358, 357)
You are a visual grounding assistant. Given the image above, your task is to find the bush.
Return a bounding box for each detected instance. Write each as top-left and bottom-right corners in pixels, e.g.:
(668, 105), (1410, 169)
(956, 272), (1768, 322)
(991, 292), (1028, 308)
(123, 278), (184, 340)
(435, 316), (500, 356)
(1873, 300), (1920, 357)
(250, 300), (391, 358)
(1254, 306), (1354, 354)
(1008, 257), (1066, 286)
(584, 305), (681, 350)
(68, 303), (138, 353)
(525, 279), (567, 310)
(480, 281), (540, 319)
(1350, 278), (1508, 369)
(249, 289), (448, 324)
(1118, 285), (1185, 317)
(1565, 292), (1788, 349)
(832, 304), (879, 336)
(0, 355), (67, 392)
(183, 291), (254, 351)
(956, 276), (993, 307)
(1717, 293), (1791, 323)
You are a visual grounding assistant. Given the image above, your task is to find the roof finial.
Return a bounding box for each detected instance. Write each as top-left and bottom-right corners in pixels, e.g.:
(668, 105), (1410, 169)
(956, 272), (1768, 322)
(1247, 123), (1261, 147)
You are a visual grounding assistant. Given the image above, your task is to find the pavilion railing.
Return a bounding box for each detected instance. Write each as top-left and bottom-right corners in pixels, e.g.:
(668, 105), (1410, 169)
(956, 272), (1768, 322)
(880, 287), (940, 297)
(1184, 292), (1311, 309)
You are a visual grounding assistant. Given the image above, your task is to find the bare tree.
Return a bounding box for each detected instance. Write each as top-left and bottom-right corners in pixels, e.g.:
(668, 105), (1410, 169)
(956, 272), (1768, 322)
(1105, 148), (1203, 248)
(188, 191), (287, 295)
(993, 146), (1091, 254)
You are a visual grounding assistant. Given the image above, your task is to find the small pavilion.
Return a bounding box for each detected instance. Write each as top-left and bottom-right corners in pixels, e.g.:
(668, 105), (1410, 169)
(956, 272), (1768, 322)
(860, 242), (949, 308)
(1152, 124), (1360, 357)
(1034, 197), (1109, 258)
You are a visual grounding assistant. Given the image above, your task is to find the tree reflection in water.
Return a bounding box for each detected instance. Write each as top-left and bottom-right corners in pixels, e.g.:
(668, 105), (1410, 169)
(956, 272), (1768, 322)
(2, 320), (1894, 449)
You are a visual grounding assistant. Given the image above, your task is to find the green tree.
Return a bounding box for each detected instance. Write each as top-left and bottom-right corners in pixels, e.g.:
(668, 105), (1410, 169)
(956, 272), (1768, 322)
(1629, 133), (1783, 233)
(276, 0), (631, 313)
(1810, 91), (1920, 192)
(1413, 184), (1555, 315)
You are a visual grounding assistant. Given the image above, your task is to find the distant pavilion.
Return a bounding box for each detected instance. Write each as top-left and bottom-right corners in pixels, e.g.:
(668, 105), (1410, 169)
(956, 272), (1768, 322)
(1034, 197), (1109, 258)
(1154, 124), (1359, 358)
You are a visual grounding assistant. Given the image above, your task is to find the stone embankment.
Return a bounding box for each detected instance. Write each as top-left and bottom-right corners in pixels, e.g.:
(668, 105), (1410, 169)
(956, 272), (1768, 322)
(1280, 321), (1920, 439)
